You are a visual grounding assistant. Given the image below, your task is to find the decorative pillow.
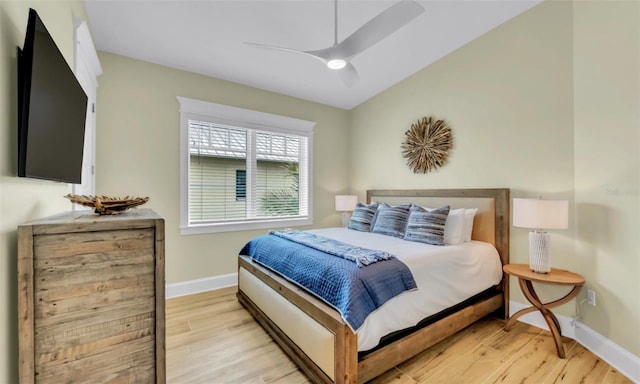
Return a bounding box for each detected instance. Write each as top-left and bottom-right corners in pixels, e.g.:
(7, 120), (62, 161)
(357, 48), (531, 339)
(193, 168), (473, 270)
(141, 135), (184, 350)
(462, 208), (478, 242)
(444, 208), (465, 245)
(371, 203), (411, 238)
(347, 202), (379, 232)
(404, 205), (450, 246)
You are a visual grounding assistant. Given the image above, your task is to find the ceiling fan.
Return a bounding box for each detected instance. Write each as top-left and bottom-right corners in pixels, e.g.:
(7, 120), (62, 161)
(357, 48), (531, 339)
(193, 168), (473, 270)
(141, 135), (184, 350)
(244, 0), (425, 87)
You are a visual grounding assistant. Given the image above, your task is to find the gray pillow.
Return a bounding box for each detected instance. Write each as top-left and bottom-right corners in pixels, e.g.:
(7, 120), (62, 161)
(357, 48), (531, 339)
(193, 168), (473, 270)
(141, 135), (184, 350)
(404, 204), (450, 246)
(371, 203), (411, 238)
(348, 202), (379, 232)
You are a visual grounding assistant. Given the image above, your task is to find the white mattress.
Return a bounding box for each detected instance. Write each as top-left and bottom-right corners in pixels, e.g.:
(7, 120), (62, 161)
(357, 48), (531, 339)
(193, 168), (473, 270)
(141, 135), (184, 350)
(307, 227), (503, 352)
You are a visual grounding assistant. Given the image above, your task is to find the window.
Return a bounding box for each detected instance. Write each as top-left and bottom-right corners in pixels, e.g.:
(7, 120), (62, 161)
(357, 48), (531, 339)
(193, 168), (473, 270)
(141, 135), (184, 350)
(235, 170), (246, 201)
(178, 97), (314, 234)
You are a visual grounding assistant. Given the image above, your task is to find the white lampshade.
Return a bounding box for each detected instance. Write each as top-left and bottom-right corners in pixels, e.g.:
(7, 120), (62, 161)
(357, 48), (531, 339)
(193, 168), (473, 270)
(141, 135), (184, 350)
(513, 198), (569, 230)
(335, 195), (358, 212)
(513, 198), (569, 274)
(335, 195), (358, 228)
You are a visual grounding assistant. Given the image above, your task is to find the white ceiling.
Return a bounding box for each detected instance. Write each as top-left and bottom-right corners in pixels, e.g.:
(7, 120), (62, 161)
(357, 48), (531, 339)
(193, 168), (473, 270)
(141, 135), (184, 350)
(85, 0), (541, 110)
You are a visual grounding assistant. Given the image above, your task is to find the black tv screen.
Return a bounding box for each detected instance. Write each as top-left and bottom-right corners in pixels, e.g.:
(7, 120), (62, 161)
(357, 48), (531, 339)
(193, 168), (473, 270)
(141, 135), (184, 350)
(18, 8), (88, 184)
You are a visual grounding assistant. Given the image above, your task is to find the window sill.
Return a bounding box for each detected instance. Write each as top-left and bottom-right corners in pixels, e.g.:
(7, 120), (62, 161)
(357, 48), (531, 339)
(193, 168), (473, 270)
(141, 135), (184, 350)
(180, 217), (313, 235)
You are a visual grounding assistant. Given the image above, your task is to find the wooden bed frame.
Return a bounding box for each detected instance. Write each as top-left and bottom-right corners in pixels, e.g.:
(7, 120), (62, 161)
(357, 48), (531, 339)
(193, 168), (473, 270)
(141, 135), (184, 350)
(237, 188), (510, 384)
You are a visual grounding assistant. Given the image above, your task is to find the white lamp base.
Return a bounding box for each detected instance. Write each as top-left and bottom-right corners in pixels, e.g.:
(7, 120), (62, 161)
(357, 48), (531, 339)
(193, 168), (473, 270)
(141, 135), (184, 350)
(529, 231), (551, 273)
(341, 212), (351, 227)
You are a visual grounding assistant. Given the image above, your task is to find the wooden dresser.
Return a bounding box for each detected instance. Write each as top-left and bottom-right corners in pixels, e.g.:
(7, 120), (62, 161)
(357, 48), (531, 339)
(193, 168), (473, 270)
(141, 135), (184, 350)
(17, 209), (165, 384)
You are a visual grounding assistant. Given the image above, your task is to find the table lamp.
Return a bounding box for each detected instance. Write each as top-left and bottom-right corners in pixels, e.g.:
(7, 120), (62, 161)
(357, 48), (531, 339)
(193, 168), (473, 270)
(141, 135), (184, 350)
(512, 197), (569, 273)
(335, 195), (358, 227)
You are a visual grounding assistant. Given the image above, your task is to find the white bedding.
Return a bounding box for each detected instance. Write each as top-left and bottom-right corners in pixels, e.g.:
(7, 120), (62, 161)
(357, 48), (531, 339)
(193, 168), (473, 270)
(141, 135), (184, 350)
(307, 227), (503, 352)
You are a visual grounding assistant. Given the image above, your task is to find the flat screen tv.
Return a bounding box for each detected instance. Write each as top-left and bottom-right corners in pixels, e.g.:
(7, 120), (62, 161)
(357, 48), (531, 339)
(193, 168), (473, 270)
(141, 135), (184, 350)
(17, 8), (88, 184)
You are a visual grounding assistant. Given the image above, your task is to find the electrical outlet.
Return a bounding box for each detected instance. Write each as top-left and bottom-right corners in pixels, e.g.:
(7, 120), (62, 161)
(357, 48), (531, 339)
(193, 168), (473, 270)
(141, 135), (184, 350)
(587, 289), (596, 306)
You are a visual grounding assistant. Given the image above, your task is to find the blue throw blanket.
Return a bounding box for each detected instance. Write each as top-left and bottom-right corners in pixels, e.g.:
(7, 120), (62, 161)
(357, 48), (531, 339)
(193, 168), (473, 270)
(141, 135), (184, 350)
(270, 230), (394, 267)
(240, 232), (417, 330)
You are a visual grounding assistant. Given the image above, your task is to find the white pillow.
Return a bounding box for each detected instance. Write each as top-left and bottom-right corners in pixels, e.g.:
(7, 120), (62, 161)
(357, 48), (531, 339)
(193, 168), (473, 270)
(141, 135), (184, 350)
(444, 208), (465, 245)
(463, 208), (478, 242)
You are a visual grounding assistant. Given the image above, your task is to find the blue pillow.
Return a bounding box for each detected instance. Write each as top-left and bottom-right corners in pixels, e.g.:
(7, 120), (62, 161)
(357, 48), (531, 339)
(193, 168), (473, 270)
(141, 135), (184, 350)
(371, 203), (411, 238)
(348, 202), (379, 232)
(404, 204), (450, 246)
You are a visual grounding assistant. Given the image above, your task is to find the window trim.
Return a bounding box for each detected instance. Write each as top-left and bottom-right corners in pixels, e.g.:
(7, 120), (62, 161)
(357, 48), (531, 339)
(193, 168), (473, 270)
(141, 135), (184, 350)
(178, 96), (315, 234)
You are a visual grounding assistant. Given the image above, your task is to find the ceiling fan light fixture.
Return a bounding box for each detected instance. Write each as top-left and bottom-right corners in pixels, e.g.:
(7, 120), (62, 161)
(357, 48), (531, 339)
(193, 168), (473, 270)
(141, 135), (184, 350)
(327, 59), (347, 70)
(245, 0), (425, 85)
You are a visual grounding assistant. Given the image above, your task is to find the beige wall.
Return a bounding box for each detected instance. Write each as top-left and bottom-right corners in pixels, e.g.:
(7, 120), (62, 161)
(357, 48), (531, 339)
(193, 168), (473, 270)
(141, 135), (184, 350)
(351, 0), (575, 311)
(573, 1), (639, 356)
(350, 0), (639, 357)
(95, 52), (350, 284)
(0, 1), (89, 382)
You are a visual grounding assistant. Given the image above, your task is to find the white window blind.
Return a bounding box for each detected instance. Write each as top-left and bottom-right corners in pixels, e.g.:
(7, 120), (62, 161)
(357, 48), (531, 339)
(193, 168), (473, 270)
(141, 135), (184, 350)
(178, 97), (314, 234)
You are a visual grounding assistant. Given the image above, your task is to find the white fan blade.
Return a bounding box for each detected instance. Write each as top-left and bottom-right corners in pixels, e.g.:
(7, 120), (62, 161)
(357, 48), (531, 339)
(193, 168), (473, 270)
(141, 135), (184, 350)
(245, 41), (355, 86)
(337, 61), (359, 87)
(243, 42), (327, 65)
(309, 0), (425, 60)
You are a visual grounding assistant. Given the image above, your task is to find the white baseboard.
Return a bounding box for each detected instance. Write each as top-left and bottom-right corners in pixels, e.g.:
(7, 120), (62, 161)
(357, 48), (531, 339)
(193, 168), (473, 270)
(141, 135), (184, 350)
(509, 300), (577, 338)
(574, 321), (640, 383)
(166, 272), (238, 299)
(510, 300), (640, 383)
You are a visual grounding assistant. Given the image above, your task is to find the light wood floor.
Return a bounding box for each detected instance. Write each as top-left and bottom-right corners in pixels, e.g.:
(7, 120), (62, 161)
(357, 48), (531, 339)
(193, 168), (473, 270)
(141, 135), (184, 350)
(166, 287), (632, 384)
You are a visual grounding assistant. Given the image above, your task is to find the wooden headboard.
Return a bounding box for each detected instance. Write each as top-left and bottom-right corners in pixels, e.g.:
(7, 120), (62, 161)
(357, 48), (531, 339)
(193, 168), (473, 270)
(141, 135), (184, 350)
(366, 188), (510, 270)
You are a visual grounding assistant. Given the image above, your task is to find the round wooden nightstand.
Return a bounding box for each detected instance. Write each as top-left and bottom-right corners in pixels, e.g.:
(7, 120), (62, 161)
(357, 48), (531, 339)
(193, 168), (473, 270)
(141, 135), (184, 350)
(503, 263), (585, 358)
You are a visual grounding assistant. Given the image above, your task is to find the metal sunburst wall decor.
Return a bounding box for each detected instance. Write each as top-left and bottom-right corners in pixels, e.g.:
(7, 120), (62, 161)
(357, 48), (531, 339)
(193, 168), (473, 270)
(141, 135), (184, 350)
(401, 116), (453, 174)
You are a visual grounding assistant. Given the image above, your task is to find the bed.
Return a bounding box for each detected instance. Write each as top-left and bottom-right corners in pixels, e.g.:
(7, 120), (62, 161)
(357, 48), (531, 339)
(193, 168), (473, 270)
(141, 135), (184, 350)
(237, 188), (510, 384)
